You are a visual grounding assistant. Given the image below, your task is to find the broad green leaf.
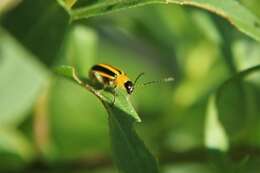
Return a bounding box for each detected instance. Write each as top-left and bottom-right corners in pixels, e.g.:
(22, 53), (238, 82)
(241, 0), (260, 18)
(191, 10), (222, 44)
(55, 66), (159, 173)
(0, 28), (48, 127)
(214, 65), (260, 142)
(2, 0), (69, 65)
(58, 0), (260, 42)
(0, 128), (34, 171)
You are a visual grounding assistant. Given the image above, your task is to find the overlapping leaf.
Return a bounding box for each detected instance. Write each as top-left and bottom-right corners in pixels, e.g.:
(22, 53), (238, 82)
(0, 28), (48, 127)
(57, 0), (260, 42)
(205, 65), (260, 146)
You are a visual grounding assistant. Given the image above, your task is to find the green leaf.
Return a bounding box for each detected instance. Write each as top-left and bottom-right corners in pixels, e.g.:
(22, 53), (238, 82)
(0, 128), (35, 171)
(58, 0), (260, 42)
(205, 96), (229, 151)
(2, 0), (69, 65)
(108, 102), (159, 173)
(213, 65), (260, 142)
(54, 65), (83, 85)
(55, 66), (160, 173)
(0, 28), (48, 127)
(240, 0), (260, 18)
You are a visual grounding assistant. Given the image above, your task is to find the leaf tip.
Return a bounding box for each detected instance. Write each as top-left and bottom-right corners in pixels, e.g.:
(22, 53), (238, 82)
(136, 116), (142, 123)
(53, 65), (83, 84)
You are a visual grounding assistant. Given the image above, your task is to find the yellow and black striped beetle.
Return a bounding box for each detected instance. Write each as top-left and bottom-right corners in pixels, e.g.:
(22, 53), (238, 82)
(89, 63), (174, 104)
(89, 63), (143, 95)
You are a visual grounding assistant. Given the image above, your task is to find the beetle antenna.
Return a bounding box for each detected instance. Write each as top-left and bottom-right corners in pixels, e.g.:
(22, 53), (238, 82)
(134, 72), (145, 86)
(142, 77), (174, 86)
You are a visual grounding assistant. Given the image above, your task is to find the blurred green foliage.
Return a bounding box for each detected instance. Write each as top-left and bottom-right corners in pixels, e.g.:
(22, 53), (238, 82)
(1, 0), (260, 173)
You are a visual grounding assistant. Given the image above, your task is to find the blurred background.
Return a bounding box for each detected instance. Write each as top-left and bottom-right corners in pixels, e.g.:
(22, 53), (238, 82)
(1, 0), (260, 172)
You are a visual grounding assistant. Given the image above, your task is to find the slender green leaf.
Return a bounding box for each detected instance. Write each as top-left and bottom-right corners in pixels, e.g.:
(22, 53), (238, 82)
(57, 0), (260, 42)
(55, 66), (159, 173)
(0, 28), (48, 127)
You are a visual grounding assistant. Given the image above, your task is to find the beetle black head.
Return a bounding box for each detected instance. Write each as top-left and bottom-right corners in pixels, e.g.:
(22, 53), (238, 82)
(124, 81), (134, 94)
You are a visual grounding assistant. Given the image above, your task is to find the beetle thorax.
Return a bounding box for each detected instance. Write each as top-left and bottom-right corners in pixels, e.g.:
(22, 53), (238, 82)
(115, 74), (129, 88)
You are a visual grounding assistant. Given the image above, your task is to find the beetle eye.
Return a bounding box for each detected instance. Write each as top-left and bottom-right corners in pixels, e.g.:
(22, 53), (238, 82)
(124, 81), (134, 94)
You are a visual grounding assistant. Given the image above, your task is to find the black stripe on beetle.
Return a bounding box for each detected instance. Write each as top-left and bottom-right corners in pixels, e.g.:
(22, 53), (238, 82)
(92, 65), (117, 77)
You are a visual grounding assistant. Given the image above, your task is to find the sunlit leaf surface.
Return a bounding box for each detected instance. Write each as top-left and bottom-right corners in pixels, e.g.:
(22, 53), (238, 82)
(0, 28), (48, 127)
(58, 0), (260, 42)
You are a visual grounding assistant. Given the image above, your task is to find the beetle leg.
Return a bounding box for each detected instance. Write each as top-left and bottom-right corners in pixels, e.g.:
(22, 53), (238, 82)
(109, 84), (118, 105)
(111, 92), (115, 105)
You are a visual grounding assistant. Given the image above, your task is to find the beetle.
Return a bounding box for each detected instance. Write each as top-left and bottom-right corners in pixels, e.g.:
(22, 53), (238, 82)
(89, 63), (144, 103)
(89, 63), (173, 104)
